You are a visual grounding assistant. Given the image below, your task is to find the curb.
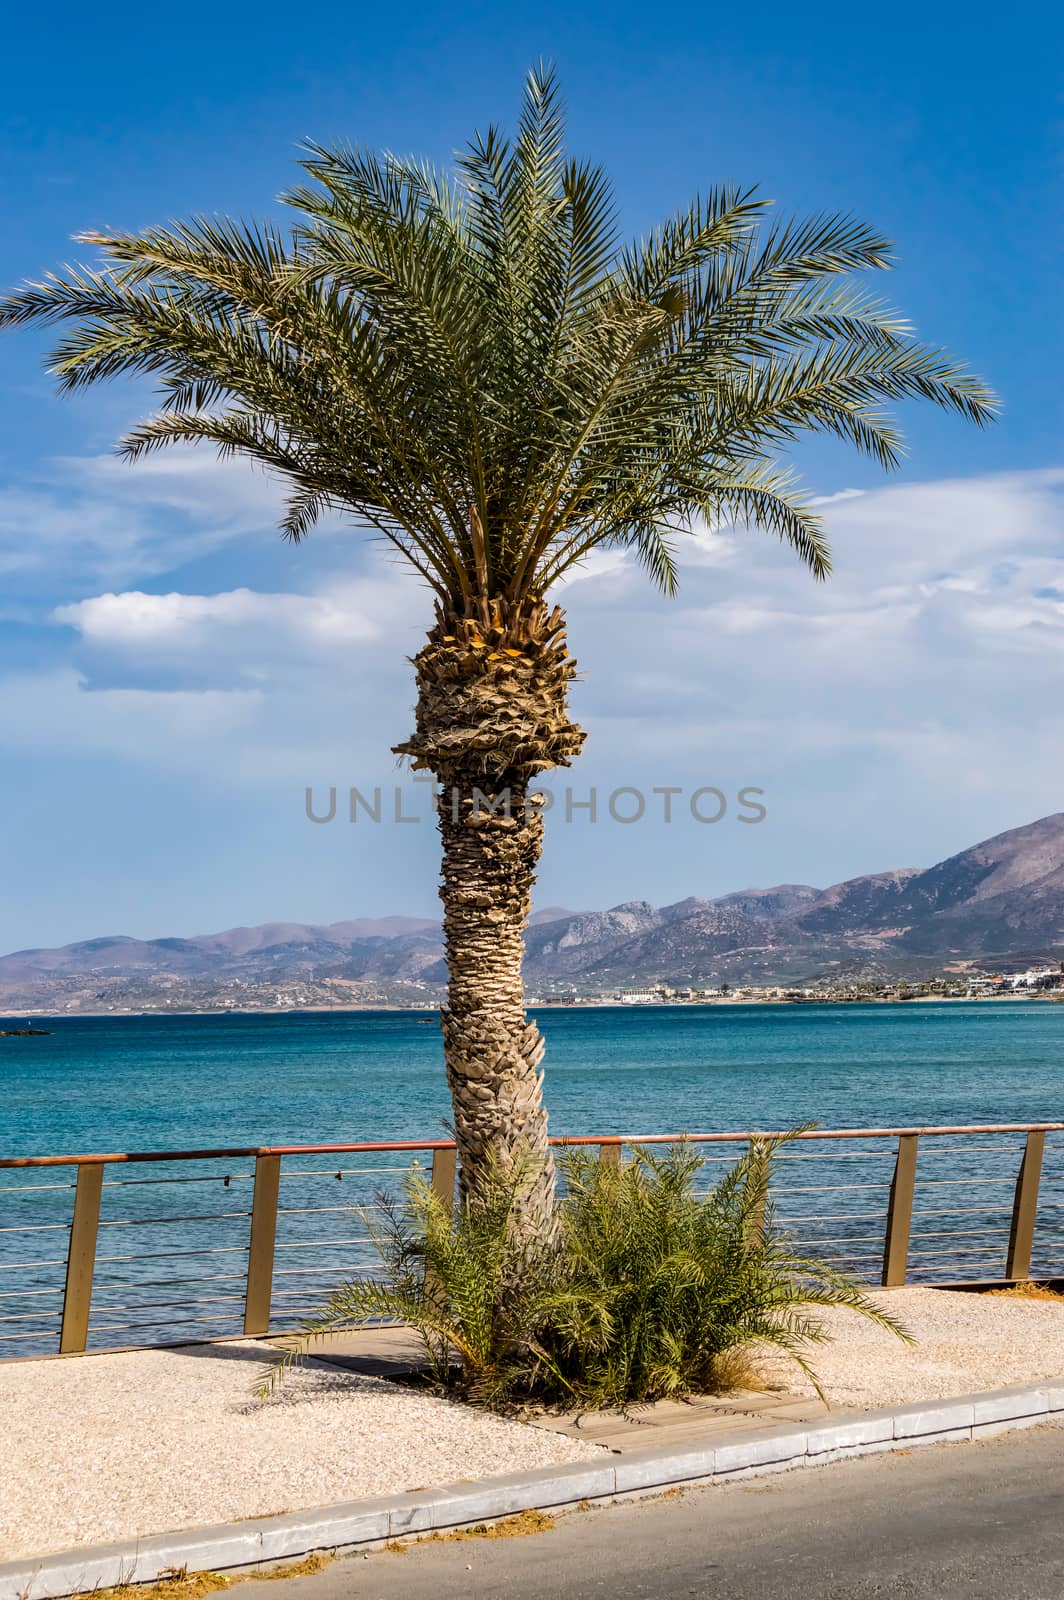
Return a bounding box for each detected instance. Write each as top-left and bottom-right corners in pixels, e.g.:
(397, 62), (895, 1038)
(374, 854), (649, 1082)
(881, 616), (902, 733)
(4, 1381), (1063, 1599)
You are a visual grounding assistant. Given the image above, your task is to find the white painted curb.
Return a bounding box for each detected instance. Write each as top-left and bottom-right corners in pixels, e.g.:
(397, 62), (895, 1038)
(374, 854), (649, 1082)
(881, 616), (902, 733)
(4, 1381), (1063, 1600)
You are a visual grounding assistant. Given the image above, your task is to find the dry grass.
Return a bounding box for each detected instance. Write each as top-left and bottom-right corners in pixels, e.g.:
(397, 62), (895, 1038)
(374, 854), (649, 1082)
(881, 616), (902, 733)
(250, 1557), (333, 1583)
(385, 1509), (556, 1553)
(987, 1283), (1063, 1302)
(88, 1573), (232, 1600)
(707, 1348), (765, 1393)
(80, 1554), (333, 1600)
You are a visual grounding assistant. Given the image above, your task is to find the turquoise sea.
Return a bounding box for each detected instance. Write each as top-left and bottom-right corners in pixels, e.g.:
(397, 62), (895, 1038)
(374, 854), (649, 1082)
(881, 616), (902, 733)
(3, 1003), (1063, 1354)
(3, 1001), (1064, 1158)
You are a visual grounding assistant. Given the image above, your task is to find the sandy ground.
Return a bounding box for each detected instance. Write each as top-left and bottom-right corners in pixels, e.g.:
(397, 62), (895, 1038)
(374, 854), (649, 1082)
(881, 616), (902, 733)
(0, 1342), (603, 1563)
(761, 1286), (1064, 1407)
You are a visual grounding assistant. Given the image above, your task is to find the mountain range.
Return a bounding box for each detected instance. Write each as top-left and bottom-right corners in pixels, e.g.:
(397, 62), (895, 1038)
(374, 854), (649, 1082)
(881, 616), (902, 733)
(3, 814), (1064, 1010)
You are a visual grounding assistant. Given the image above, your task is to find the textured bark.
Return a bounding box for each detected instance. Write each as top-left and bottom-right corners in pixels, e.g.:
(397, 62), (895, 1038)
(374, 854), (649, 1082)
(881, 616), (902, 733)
(394, 598), (585, 1239)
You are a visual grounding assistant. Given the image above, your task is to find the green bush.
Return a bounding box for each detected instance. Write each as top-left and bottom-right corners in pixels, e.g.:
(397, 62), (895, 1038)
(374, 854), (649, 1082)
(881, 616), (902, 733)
(263, 1136), (910, 1410)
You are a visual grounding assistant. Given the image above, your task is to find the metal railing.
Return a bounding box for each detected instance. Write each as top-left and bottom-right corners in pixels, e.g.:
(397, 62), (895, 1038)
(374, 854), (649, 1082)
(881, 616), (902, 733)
(2, 1124), (1063, 1359)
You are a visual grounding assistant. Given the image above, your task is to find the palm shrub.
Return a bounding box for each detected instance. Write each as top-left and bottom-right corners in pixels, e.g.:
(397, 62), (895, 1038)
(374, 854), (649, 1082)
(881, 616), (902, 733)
(541, 1139), (909, 1405)
(265, 1136), (909, 1409)
(263, 1154), (578, 1409)
(0, 67), (994, 1242)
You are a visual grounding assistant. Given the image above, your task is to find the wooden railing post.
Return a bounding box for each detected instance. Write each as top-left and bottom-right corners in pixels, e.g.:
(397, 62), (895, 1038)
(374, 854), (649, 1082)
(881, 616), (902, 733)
(1006, 1130), (1045, 1281)
(425, 1147), (458, 1306)
(430, 1145), (457, 1211)
(243, 1153), (281, 1336)
(59, 1162), (103, 1354)
(881, 1134), (919, 1287)
(598, 1141), (622, 1168)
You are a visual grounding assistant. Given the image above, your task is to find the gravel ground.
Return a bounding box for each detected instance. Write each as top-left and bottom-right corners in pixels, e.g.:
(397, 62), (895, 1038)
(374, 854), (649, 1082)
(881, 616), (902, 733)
(3, 1291), (1063, 1564)
(761, 1287), (1064, 1407)
(0, 1342), (603, 1563)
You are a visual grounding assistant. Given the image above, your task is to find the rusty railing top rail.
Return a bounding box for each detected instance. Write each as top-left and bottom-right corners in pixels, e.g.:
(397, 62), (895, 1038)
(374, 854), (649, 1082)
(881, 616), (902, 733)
(4, 1123), (1064, 1169)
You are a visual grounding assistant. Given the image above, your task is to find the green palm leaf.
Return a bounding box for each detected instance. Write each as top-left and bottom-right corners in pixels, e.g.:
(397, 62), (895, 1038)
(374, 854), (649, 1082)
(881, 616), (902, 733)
(0, 63), (995, 605)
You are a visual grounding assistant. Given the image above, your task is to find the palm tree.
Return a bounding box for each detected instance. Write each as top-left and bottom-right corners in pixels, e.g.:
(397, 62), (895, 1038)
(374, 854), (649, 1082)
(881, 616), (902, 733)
(0, 68), (994, 1237)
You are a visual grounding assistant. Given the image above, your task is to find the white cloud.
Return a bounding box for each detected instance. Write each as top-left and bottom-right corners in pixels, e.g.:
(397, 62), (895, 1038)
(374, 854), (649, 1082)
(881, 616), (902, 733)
(0, 447), (353, 590)
(810, 488), (866, 507)
(46, 555), (431, 700)
(53, 585), (382, 648)
(0, 659), (408, 780)
(554, 548), (631, 588)
(64, 449), (284, 525)
(6, 464), (1064, 888)
(0, 670), (261, 762)
(559, 467), (1064, 800)
(23, 465), (1064, 746)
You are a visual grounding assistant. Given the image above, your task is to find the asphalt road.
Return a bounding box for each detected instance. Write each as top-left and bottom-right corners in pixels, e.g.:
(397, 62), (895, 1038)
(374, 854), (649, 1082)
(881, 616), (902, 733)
(238, 1422), (1064, 1600)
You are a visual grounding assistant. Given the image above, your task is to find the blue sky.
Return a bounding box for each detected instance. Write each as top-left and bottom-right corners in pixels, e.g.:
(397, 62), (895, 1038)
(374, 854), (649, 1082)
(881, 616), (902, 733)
(1, 0), (1061, 950)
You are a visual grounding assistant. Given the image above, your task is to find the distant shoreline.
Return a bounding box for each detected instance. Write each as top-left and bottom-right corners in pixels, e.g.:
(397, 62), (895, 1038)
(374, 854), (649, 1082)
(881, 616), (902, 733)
(3, 993), (1060, 1022)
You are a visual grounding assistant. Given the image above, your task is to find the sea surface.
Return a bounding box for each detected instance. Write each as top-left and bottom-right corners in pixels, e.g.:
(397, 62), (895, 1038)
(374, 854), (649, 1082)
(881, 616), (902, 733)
(3, 1003), (1063, 1354)
(4, 1000), (1064, 1157)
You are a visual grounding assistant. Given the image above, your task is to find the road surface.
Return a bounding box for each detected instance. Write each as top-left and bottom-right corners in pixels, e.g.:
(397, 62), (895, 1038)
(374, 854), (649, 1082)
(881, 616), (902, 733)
(238, 1422), (1064, 1600)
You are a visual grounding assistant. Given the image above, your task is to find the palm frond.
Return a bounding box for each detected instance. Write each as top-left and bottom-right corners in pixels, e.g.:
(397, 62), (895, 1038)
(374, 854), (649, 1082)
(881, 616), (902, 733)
(0, 70), (995, 610)
(265, 1132), (912, 1413)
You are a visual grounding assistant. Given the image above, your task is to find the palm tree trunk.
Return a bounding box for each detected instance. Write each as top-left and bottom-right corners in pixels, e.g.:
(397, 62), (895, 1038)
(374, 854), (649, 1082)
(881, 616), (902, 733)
(437, 763), (554, 1228)
(394, 597), (585, 1240)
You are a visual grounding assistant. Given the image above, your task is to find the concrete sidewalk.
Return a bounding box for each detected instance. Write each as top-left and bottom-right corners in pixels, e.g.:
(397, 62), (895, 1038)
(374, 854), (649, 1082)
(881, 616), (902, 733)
(6, 1287), (1064, 1600)
(232, 1423), (1064, 1600)
(3, 1377), (1063, 1600)
(294, 1323), (831, 1451)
